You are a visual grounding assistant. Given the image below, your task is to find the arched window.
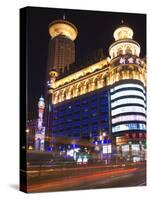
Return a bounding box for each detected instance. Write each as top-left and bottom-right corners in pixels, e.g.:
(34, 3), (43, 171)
(103, 75), (107, 86)
(94, 78), (98, 89)
(129, 70), (133, 79)
(63, 91), (67, 100)
(85, 81), (90, 92)
(117, 48), (123, 56)
(70, 87), (74, 97)
(113, 52), (115, 58)
(126, 46), (132, 54)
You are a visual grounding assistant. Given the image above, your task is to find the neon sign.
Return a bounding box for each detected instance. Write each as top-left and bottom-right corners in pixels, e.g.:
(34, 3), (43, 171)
(119, 56), (142, 65)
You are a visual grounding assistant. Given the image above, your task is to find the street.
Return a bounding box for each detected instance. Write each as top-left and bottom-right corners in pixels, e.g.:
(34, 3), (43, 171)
(24, 162), (146, 193)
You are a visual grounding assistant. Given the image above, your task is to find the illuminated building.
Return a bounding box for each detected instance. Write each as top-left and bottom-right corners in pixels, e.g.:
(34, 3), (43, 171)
(48, 15), (78, 74)
(35, 96), (46, 151)
(47, 19), (146, 159)
(45, 17), (78, 147)
(109, 23), (146, 159)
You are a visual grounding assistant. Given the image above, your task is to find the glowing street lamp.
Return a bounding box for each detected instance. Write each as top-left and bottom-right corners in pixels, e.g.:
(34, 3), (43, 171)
(26, 129), (29, 133)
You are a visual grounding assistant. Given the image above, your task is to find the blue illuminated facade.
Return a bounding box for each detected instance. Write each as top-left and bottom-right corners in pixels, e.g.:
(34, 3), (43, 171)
(52, 88), (110, 140)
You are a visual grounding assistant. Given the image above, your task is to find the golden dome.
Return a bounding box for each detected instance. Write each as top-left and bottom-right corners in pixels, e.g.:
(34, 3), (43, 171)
(49, 69), (59, 78)
(48, 19), (78, 41)
(109, 23), (140, 59)
(113, 25), (133, 41)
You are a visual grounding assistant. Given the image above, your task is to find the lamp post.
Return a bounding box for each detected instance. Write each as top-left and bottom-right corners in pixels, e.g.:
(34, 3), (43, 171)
(26, 128), (29, 149)
(129, 141), (132, 162)
(102, 130), (111, 165)
(26, 128), (33, 149)
(139, 140), (142, 161)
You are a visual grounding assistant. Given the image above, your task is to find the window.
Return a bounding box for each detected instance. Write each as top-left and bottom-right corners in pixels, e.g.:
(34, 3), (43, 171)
(112, 123), (146, 132)
(101, 106), (108, 112)
(91, 94), (98, 100)
(91, 125), (98, 131)
(111, 83), (145, 93)
(100, 91), (108, 97)
(101, 124), (108, 129)
(111, 98), (146, 108)
(111, 90), (145, 101)
(101, 114), (108, 121)
(112, 114), (146, 124)
(92, 112), (97, 117)
(126, 46), (132, 54)
(92, 132), (98, 137)
(112, 106), (146, 116)
(82, 98), (88, 104)
(100, 99), (108, 105)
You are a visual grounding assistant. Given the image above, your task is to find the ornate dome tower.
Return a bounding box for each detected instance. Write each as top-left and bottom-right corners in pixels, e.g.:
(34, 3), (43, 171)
(48, 19), (78, 41)
(109, 21), (140, 60)
(47, 17), (78, 74)
(108, 21), (146, 86)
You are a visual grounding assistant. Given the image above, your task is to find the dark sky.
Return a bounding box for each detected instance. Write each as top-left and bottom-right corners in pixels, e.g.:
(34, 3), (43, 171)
(26, 6), (146, 120)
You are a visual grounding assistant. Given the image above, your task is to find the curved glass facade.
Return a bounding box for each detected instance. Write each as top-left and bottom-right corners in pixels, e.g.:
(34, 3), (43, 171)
(112, 123), (146, 132)
(111, 83), (145, 93)
(111, 90), (145, 100)
(111, 82), (146, 135)
(111, 98), (146, 108)
(112, 114), (146, 124)
(112, 106), (146, 116)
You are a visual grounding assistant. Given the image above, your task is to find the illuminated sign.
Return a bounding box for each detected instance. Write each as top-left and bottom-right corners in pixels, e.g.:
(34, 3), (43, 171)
(132, 144), (140, 156)
(111, 83), (145, 93)
(111, 90), (145, 100)
(116, 136), (128, 145)
(111, 98), (146, 108)
(103, 144), (112, 154)
(67, 149), (74, 157)
(122, 145), (129, 152)
(112, 106), (146, 116)
(83, 155), (88, 164)
(119, 56), (141, 65)
(112, 114), (146, 124)
(112, 123), (146, 132)
(95, 145), (100, 151)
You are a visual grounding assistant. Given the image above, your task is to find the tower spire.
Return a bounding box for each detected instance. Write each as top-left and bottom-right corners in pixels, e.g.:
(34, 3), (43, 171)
(63, 13), (66, 20)
(121, 19), (124, 24)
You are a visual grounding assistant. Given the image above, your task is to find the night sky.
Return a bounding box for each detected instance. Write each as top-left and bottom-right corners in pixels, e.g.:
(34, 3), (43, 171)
(26, 6), (146, 120)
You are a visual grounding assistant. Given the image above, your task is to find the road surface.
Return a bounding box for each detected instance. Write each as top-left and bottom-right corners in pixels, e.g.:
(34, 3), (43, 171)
(21, 162), (146, 193)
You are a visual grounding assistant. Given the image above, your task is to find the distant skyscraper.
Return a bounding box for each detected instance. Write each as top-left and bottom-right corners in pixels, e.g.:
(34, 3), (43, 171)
(48, 18), (78, 74)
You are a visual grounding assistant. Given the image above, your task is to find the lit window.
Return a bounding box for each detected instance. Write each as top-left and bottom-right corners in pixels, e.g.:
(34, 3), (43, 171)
(112, 114), (146, 124)
(111, 98), (146, 108)
(112, 123), (146, 132)
(111, 90), (145, 100)
(112, 106), (146, 116)
(111, 83), (145, 93)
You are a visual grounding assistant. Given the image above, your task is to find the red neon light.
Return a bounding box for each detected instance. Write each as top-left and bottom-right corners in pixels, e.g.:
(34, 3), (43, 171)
(132, 133), (136, 139)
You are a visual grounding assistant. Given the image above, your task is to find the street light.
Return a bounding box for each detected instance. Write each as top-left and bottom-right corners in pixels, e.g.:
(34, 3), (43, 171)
(26, 128), (33, 150)
(26, 129), (29, 133)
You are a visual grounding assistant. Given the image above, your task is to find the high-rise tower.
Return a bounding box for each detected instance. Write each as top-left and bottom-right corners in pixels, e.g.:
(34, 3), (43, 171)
(48, 18), (78, 74)
(45, 18), (78, 150)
